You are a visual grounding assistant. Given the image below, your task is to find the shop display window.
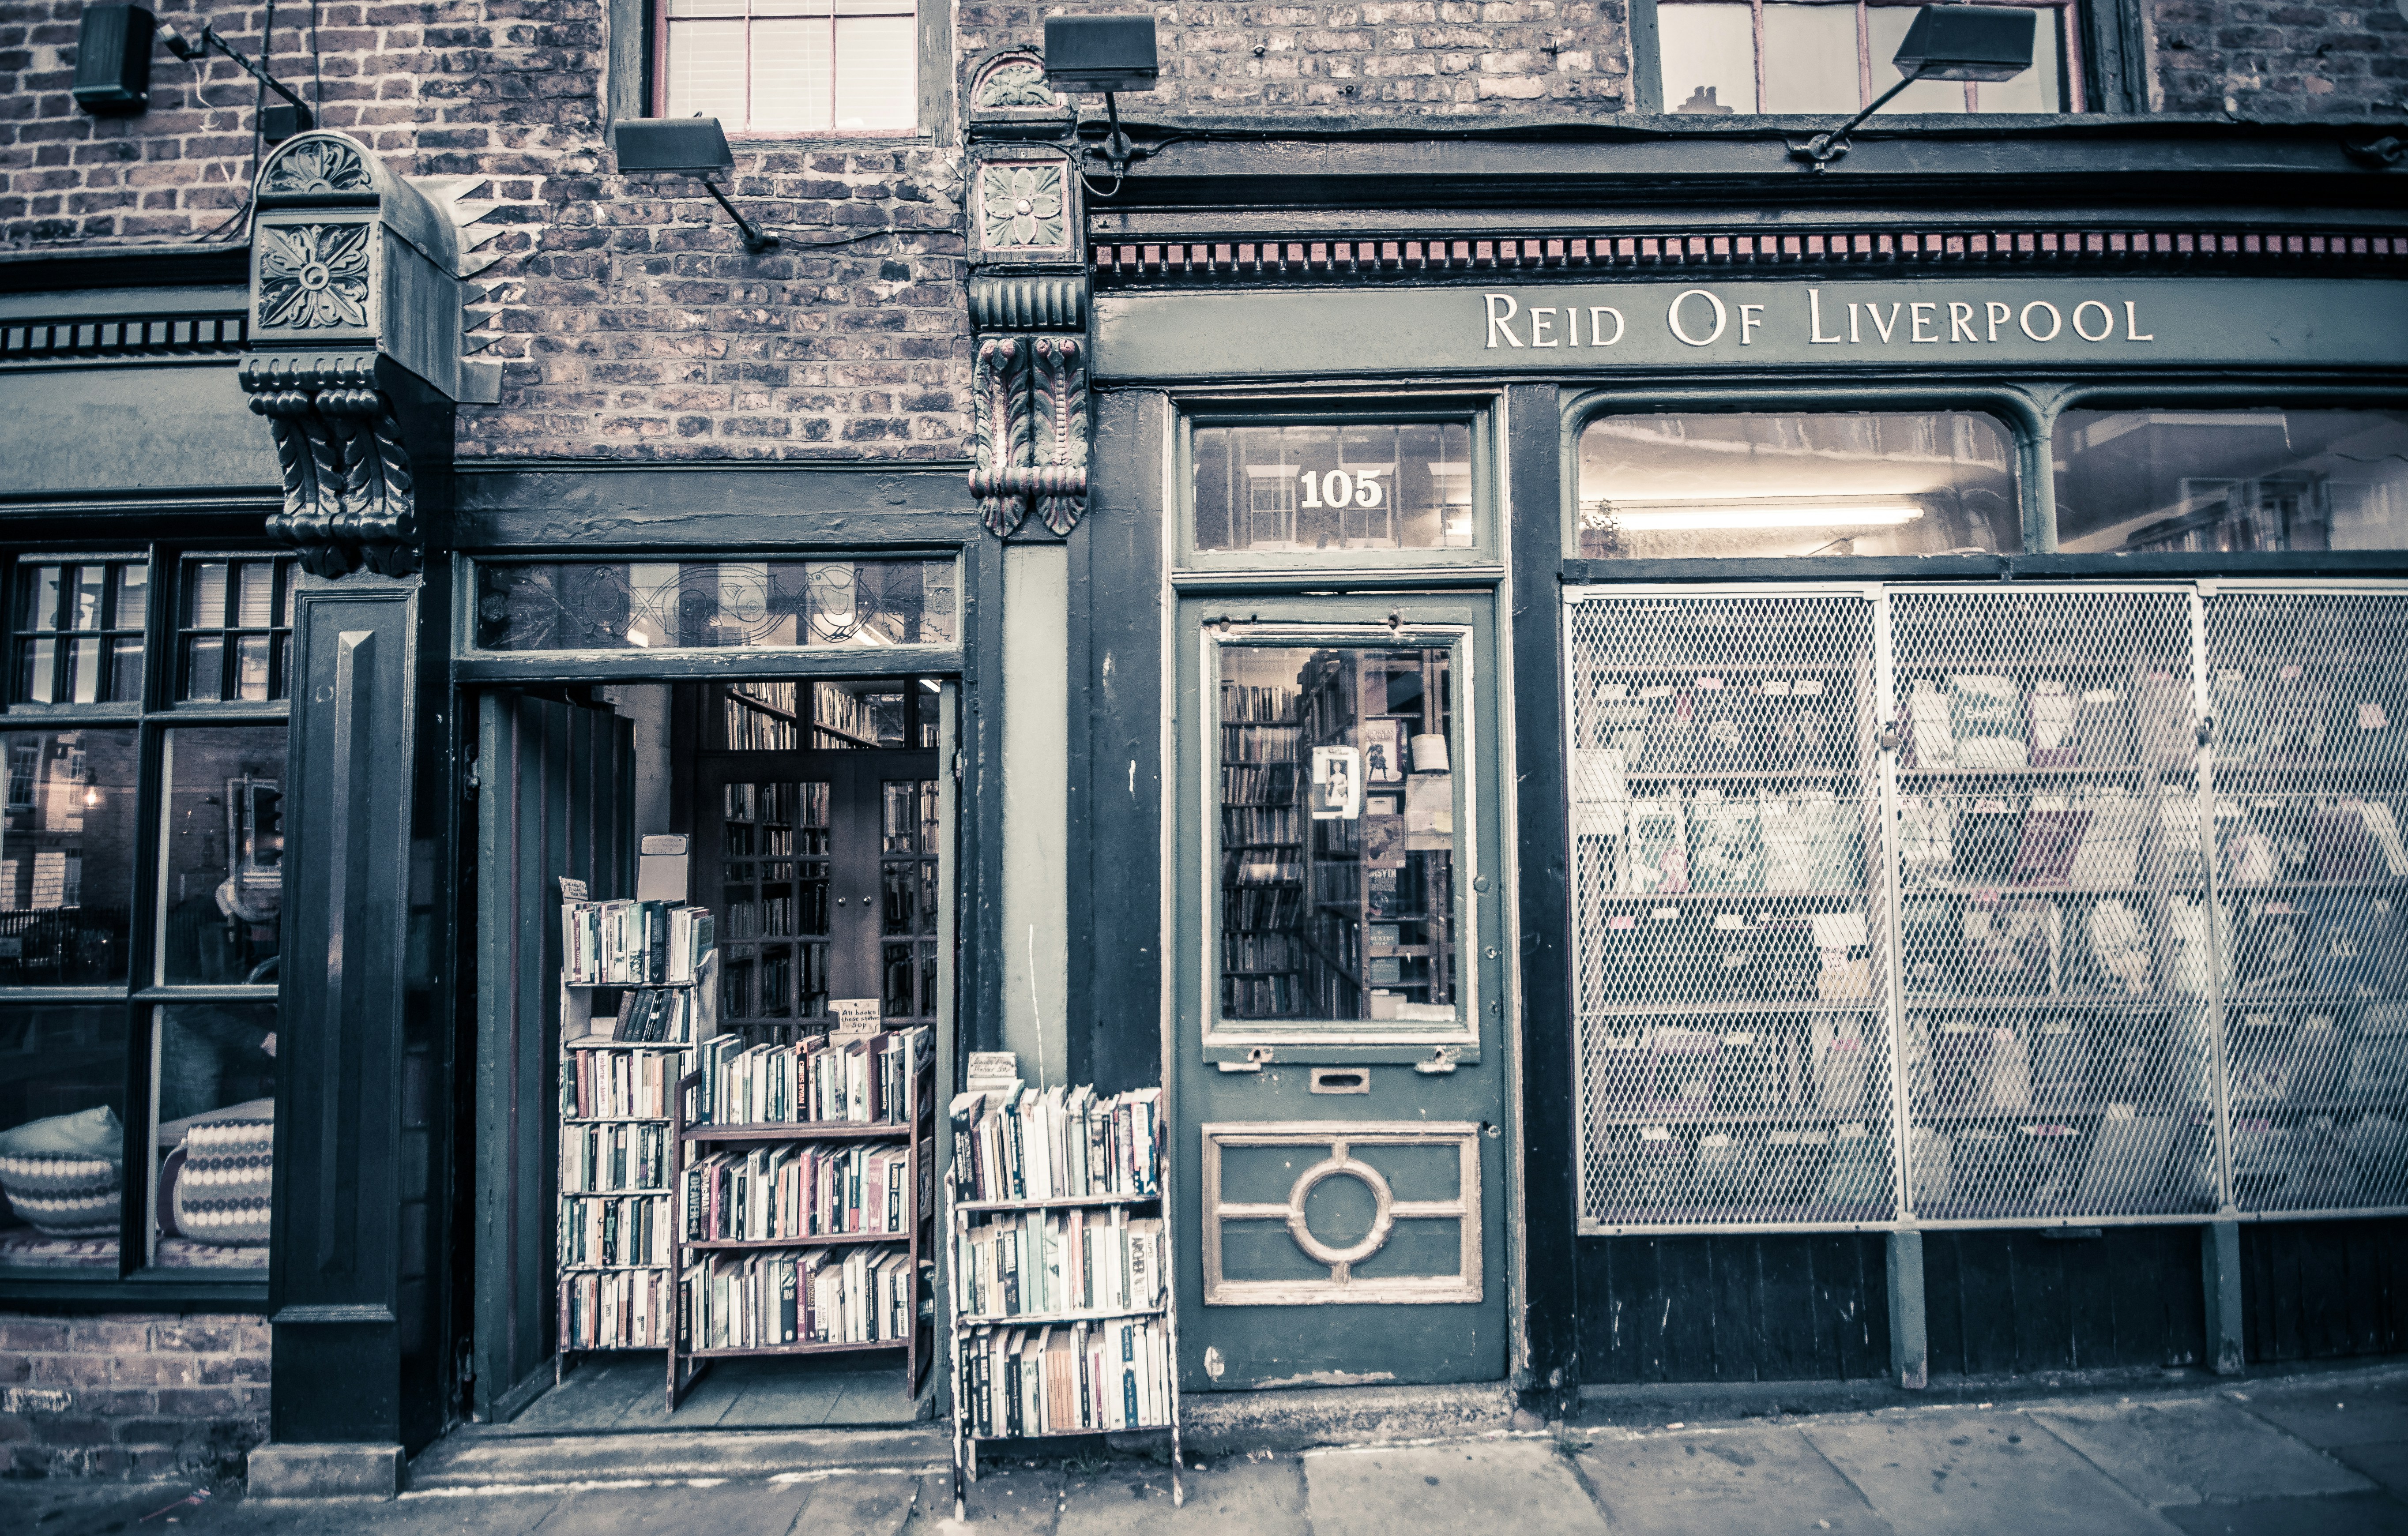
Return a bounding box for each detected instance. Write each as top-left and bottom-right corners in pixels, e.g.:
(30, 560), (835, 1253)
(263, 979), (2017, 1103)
(1215, 645), (1462, 1025)
(1191, 422), (1477, 556)
(0, 1003), (128, 1275)
(1577, 411), (2020, 560)
(0, 729), (136, 988)
(156, 729), (285, 988)
(2054, 409), (2408, 554)
(1657, 0), (2073, 116)
(474, 560), (956, 653)
(149, 1004), (274, 1271)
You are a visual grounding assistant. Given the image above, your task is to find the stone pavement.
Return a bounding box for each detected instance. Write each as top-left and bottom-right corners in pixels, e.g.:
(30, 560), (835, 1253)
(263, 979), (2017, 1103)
(6, 1366), (2406, 1535)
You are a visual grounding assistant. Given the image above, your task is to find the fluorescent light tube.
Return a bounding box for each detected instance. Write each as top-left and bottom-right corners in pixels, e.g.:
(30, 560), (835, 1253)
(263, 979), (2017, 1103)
(1606, 504), (1926, 531)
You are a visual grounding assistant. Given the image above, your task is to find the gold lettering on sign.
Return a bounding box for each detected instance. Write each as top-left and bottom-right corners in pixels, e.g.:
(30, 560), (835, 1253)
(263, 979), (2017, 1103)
(1949, 302), (1977, 342)
(1910, 302), (1938, 343)
(1867, 303), (1901, 343)
(1530, 306), (1559, 347)
(1739, 303), (1765, 346)
(1668, 289), (1727, 347)
(1986, 301), (2012, 341)
(1484, 292), (1523, 349)
(2125, 301), (2154, 342)
(2020, 300), (2062, 341)
(1590, 306), (1625, 346)
(2073, 300), (2116, 341)
(1807, 287), (1843, 344)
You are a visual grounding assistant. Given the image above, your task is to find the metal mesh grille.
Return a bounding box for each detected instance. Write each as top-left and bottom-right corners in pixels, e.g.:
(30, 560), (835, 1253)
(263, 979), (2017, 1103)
(1568, 592), (1893, 1228)
(1569, 581), (2408, 1233)
(2203, 587), (2408, 1216)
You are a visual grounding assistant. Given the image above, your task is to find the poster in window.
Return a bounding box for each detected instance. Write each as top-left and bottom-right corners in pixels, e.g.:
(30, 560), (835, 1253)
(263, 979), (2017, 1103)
(1310, 746), (1363, 820)
(1362, 719), (1406, 785)
(1362, 814), (1405, 869)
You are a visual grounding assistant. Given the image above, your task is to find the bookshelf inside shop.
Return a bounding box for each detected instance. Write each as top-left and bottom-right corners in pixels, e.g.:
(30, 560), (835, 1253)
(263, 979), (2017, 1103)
(555, 897), (718, 1376)
(665, 1025), (938, 1407)
(946, 1079), (1181, 1517)
(719, 679), (908, 752)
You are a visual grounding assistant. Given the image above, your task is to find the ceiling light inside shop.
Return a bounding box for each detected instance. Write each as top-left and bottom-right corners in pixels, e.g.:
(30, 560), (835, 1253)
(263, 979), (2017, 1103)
(1604, 503), (1926, 530)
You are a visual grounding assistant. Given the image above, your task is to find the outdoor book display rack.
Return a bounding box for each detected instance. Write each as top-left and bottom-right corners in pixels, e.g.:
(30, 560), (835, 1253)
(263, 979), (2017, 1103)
(555, 899), (718, 1379)
(664, 1032), (937, 1408)
(946, 1084), (1182, 1518)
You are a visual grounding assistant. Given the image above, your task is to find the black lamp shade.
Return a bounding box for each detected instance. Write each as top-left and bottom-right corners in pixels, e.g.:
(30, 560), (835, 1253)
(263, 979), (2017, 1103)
(73, 3), (156, 114)
(1043, 16), (1160, 93)
(1891, 4), (2036, 82)
(613, 116), (736, 174)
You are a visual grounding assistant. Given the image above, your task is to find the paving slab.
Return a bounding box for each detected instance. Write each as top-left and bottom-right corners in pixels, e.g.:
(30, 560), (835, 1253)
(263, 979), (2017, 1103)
(2329, 1442), (2408, 1502)
(405, 1424), (948, 1487)
(2157, 1491), (2408, 1536)
(1575, 1424), (1895, 1536)
(2239, 1388), (2408, 1453)
(1804, 1408), (2172, 1536)
(1301, 1440), (1607, 1536)
(2031, 1400), (2374, 1506)
(790, 1469), (926, 1534)
(940, 1463), (1069, 1534)
(279, 1492), (568, 1536)
(534, 1479), (814, 1534)
(1057, 1454), (1309, 1536)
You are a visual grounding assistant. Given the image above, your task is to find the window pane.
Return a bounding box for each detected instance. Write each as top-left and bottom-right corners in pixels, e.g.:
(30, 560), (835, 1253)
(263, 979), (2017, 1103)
(1218, 645), (1461, 1025)
(2054, 410), (2408, 554)
(833, 15), (916, 130)
(1975, 11), (2063, 112)
(1578, 413), (2020, 559)
(0, 730), (134, 985)
(474, 560), (956, 651)
(188, 562), (228, 628)
(1761, 4), (1862, 113)
(158, 729), (286, 987)
(665, 19), (749, 121)
(0, 1003), (128, 1276)
(152, 1003), (274, 1271)
(12, 560), (146, 709)
(751, 18), (834, 131)
(1192, 422), (1475, 553)
(1866, 4), (1969, 113)
(1659, 3), (1758, 115)
(178, 557), (296, 703)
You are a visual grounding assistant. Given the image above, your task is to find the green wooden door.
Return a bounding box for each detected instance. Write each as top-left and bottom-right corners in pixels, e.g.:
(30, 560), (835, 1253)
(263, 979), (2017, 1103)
(1172, 593), (1510, 1389)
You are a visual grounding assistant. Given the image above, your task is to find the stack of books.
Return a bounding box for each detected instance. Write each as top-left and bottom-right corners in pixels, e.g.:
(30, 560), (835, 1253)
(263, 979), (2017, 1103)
(694, 1026), (932, 1126)
(959, 1317), (1172, 1438)
(953, 1206), (1165, 1321)
(948, 1086), (1163, 1203)
(684, 1142), (916, 1241)
(561, 1121), (669, 1194)
(679, 1247), (916, 1351)
(562, 1269), (671, 1351)
(561, 1193), (672, 1269)
(562, 1048), (680, 1120)
(562, 899), (716, 985)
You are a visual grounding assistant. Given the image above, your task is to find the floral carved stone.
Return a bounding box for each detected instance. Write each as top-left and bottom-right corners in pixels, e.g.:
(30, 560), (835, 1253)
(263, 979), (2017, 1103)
(977, 61), (1058, 110)
(256, 223), (373, 331)
(260, 137), (371, 196)
(980, 161), (1068, 253)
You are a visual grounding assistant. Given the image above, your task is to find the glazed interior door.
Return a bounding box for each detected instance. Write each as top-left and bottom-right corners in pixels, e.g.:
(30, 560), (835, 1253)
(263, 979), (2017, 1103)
(697, 749), (940, 1036)
(1173, 594), (1509, 1390)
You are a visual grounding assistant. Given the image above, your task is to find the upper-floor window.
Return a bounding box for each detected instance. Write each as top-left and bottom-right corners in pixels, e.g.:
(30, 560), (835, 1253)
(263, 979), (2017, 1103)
(658, 0), (918, 133)
(1659, 0), (2077, 115)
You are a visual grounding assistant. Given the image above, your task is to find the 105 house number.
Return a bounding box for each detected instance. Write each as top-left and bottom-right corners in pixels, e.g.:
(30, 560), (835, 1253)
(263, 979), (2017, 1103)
(1298, 469), (1386, 508)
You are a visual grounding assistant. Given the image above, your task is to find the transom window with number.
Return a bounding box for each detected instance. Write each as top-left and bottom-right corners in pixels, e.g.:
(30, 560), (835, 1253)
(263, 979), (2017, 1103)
(1216, 645), (1462, 1025)
(0, 551), (288, 1289)
(1192, 421), (1479, 555)
(658, 0), (919, 133)
(1659, 0), (2077, 116)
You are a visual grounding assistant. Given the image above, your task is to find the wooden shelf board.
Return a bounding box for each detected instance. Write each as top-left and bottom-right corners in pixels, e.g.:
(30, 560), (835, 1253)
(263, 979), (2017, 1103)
(681, 1233), (911, 1251)
(956, 1306), (1169, 1329)
(684, 1122), (915, 1143)
(953, 1193), (1160, 1213)
(681, 1341), (908, 1360)
(564, 1115), (678, 1125)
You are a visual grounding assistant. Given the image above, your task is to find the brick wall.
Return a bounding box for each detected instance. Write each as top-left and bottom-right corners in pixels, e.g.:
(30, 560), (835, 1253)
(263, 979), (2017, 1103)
(2148, 0), (2408, 118)
(962, 0), (1632, 115)
(0, 1313), (269, 1480)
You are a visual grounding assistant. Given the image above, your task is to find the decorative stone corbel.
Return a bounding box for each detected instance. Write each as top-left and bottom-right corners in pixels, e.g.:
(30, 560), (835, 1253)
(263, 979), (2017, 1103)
(968, 275), (1089, 537)
(243, 130), (502, 577)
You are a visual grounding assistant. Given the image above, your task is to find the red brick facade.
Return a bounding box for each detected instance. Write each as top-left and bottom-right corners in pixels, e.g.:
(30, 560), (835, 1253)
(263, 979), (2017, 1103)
(2148, 0), (2408, 118)
(0, 1313), (269, 1480)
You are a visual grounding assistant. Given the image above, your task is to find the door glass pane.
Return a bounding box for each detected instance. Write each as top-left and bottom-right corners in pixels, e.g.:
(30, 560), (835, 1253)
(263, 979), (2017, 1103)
(719, 780), (830, 1029)
(1659, 2), (1758, 114)
(1761, 3), (1862, 113)
(0, 1003), (128, 1276)
(152, 1003), (275, 1270)
(1577, 412), (2020, 559)
(879, 778), (938, 1020)
(1193, 422), (1475, 554)
(158, 729), (287, 987)
(2053, 409), (2408, 554)
(1218, 645), (1460, 1023)
(0, 729), (135, 986)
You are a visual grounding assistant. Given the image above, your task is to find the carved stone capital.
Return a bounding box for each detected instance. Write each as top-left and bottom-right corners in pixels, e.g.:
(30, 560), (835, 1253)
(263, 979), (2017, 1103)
(968, 270), (1092, 537)
(240, 353), (421, 578)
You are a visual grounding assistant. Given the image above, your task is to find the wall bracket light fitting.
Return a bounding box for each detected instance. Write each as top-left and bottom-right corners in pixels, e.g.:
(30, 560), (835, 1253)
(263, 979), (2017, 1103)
(159, 22), (316, 141)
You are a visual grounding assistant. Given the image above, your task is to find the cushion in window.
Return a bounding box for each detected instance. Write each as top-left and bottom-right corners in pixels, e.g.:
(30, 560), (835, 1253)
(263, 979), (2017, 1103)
(170, 1115), (274, 1247)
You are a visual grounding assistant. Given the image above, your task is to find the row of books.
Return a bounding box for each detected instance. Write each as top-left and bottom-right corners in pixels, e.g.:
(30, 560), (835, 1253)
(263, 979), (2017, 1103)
(1221, 762), (1302, 805)
(1220, 722), (1304, 762)
(1579, 675), (1853, 776)
(692, 1026), (931, 1127)
(1219, 683), (1298, 725)
(1591, 1022), (1874, 1116)
(1898, 671), (2196, 773)
(678, 1247), (918, 1351)
(561, 1268), (671, 1350)
(959, 1318), (1173, 1438)
(1594, 1121), (1888, 1208)
(953, 1209), (1166, 1322)
(560, 1194), (673, 1269)
(562, 1120), (671, 1194)
(562, 899), (715, 986)
(1577, 787), (1866, 895)
(948, 1086), (1164, 1204)
(562, 1047), (682, 1122)
(600, 983), (713, 1044)
(683, 1141), (924, 1243)
(1897, 790), (2408, 890)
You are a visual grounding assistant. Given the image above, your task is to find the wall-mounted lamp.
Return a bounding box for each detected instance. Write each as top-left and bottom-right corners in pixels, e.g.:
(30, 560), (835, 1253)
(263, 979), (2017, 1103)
(158, 20), (317, 142)
(1043, 15), (1160, 177)
(1791, 4), (2034, 170)
(612, 117), (779, 254)
(73, 4), (157, 116)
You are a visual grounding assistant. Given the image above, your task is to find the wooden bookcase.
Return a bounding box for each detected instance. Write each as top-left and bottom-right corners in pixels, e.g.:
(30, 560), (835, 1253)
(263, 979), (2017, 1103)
(665, 1049), (937, 1407)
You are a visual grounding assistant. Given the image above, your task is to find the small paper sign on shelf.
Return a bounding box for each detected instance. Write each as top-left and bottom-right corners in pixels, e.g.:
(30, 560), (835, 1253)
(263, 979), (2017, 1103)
(830, 997), (881, 1035)
(559, 876), (589, 901)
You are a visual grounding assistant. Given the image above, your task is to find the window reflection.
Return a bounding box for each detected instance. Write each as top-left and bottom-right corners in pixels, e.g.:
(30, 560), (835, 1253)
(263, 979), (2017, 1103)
(0, 730), (135, 986)
(158, 729), (285, 987)
(2054, 410), (2408, 554)
(0, 1004), (127, 1275)
(1660, 0), (2069, 116)
(1577, 413), (2019, 560)
(11, 560), (146, 707)
(1219, 646), (1460, 1023)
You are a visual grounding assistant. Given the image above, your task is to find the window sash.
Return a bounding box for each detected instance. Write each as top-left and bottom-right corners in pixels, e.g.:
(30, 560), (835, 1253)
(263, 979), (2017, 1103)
(1657, 0), (2082, 116)
(656, 0), (919, 133)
